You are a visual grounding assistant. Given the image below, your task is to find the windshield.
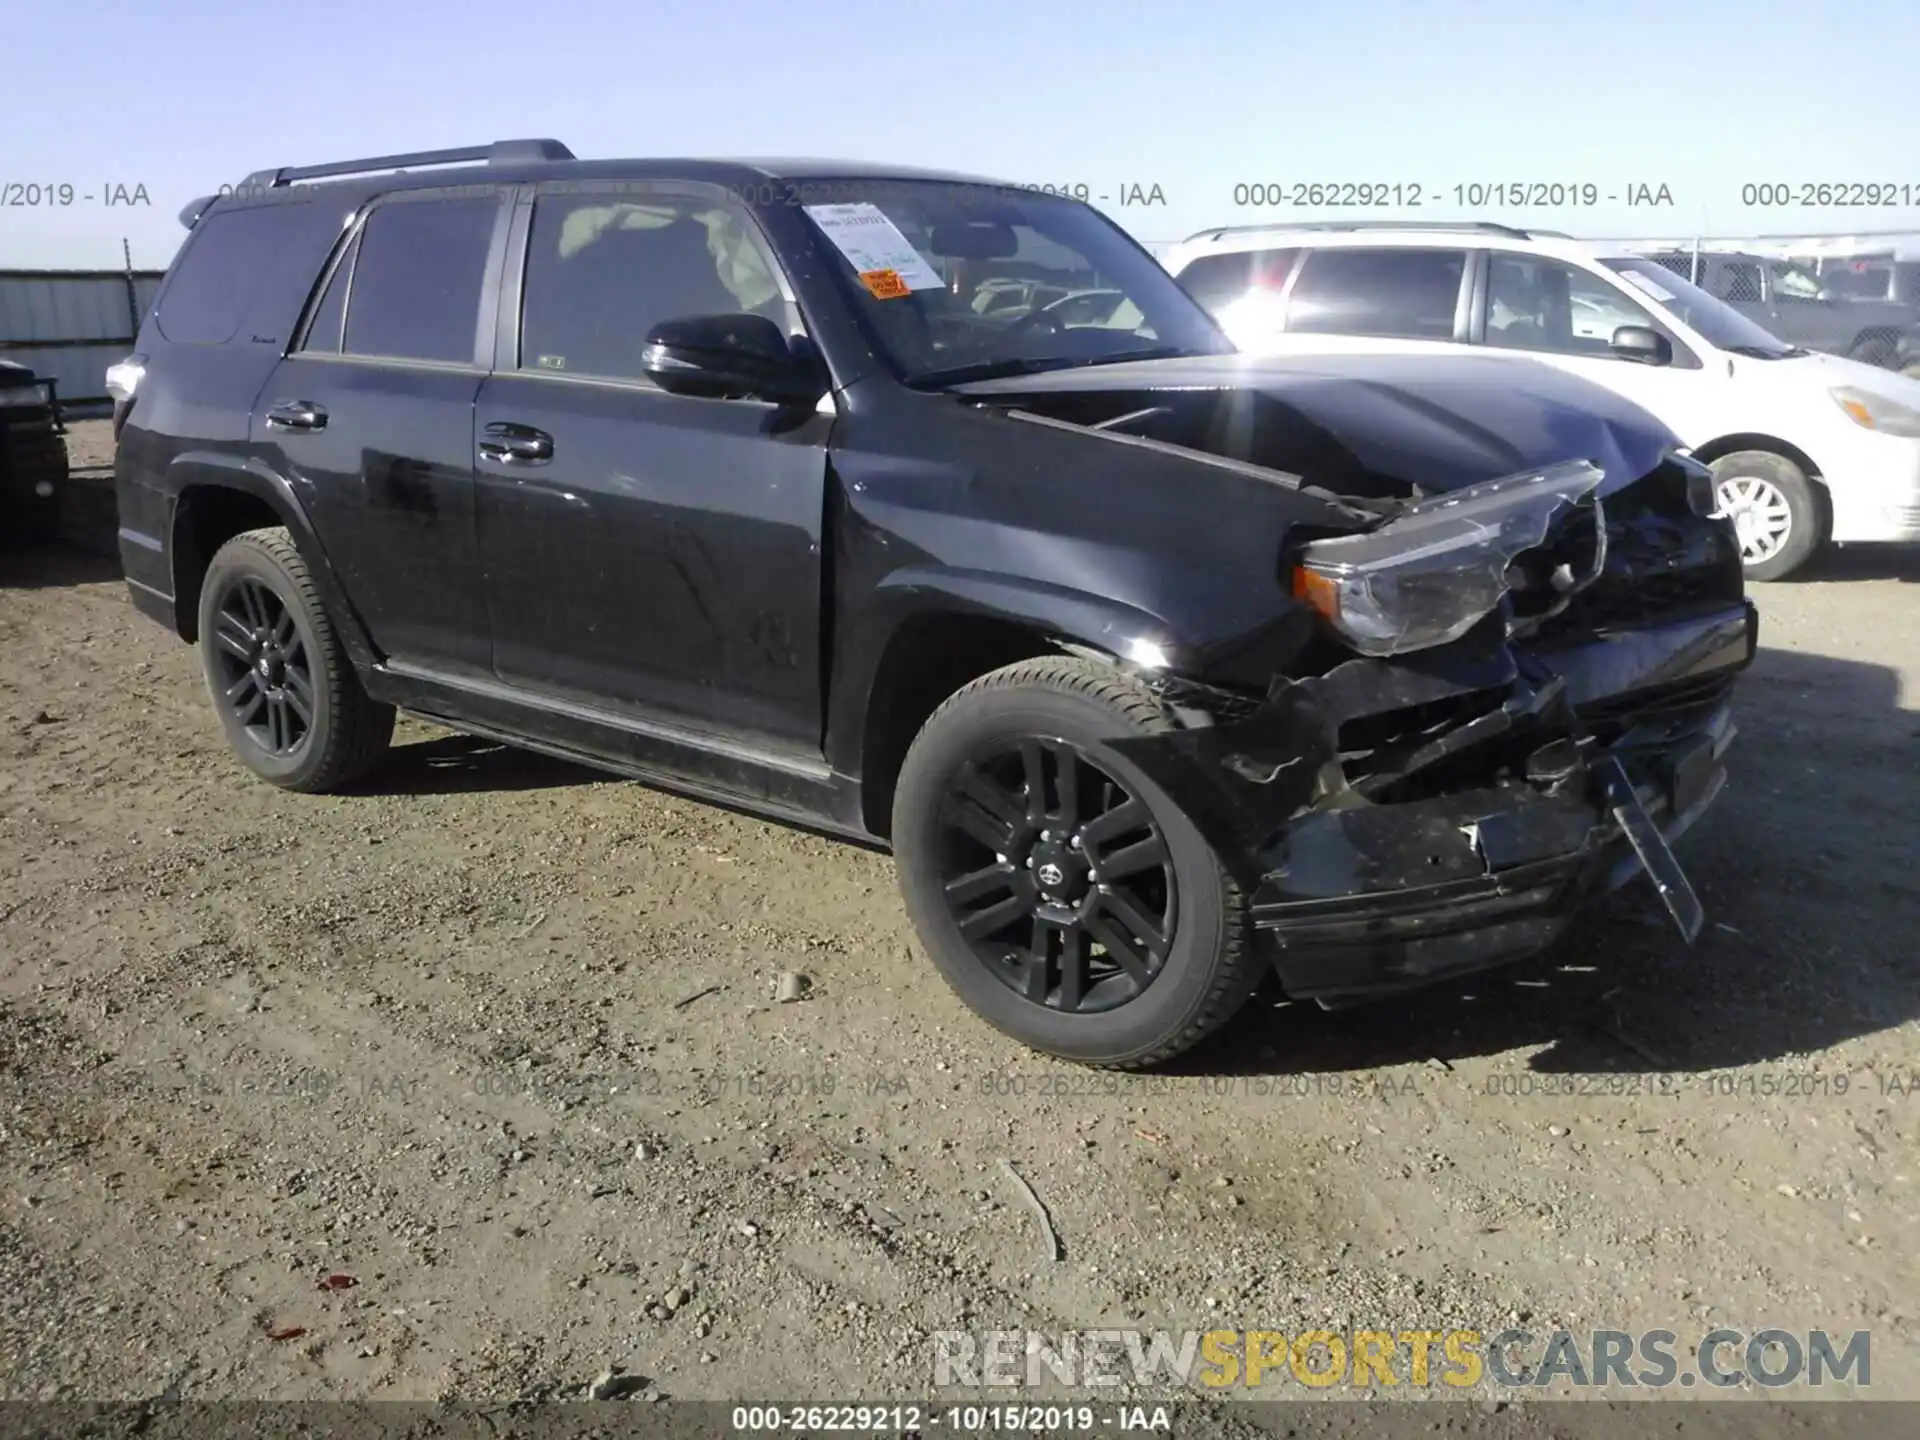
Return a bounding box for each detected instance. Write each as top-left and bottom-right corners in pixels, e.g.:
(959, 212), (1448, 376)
(794, 181), (1232, 384)
(1600, 258), (1799, 356)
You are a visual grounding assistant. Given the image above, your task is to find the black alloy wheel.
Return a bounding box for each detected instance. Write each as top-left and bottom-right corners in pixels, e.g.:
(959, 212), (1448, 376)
(891, 657), (1261, 1068)
(937, 736), (1178, 1014)
(209, 575), (316, 757)
(196, 526), (394, 792)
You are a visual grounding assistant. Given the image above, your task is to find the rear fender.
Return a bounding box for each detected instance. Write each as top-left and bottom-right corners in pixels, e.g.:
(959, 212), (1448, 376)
(164, 452), (379, 669)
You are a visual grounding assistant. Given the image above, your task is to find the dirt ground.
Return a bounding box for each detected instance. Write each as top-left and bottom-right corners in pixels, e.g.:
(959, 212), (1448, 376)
(1, 421), (1916, 1427)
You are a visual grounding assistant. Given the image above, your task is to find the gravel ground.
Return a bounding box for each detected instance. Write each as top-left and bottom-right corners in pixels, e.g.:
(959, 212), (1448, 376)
(1, 422), (1916, 1428)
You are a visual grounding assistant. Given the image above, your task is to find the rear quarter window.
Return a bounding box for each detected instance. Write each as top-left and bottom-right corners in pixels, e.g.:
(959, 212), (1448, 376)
(155, 203), (333, 346)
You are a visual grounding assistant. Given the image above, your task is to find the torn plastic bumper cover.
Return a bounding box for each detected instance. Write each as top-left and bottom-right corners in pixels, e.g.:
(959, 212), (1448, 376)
(1108, 460), (1754, 1004)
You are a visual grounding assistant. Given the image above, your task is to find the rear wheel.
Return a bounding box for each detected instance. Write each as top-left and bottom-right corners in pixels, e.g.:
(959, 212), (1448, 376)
(1709, 450), (1825, 581)
(197, 527), (394, 792)
(891, 657), (1260, 1068)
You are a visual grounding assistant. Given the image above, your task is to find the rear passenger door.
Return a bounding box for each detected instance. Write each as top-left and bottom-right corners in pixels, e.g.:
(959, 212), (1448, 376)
(253, 185), (513, 675)
(472, 181), (831, 754)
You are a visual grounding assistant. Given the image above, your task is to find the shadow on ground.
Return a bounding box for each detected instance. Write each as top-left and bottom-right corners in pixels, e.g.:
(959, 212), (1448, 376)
(0, 541), (122, 590)
(1788, 543), (1920, 583)
(359, 733), (615, 796)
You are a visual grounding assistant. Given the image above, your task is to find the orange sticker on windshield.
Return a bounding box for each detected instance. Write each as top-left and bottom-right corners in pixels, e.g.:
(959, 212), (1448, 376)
(859, 268), (911, 300)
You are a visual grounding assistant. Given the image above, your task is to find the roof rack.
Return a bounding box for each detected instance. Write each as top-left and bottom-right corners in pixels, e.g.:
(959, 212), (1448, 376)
(1181, 219), (1538, 244)
(236, 138), (574, 193)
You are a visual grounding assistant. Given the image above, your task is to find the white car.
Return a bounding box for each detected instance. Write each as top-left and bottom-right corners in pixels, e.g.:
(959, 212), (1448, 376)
(1161, 221), (1920, 580)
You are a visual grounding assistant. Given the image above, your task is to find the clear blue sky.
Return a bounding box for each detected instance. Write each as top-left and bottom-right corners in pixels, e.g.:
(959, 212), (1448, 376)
(5, 0), (1916, 270)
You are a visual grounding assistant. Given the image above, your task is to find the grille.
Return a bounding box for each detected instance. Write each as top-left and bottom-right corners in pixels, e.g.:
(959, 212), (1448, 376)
(1527, 460), (1744, 641)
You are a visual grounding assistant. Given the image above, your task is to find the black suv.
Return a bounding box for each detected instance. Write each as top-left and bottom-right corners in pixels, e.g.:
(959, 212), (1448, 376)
(1641, 248), (1920, 370)
(112, 140), (1756, 1067)
(0, 358), (67, 547)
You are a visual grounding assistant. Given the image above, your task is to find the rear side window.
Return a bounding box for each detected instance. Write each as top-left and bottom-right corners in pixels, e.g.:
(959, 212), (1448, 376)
(298, 231), (359, 355)
(155, 204), (323, 345)
(341, 195), (500, 364)
(1176, 248), (1300, 314)
(1286, 248), (1466, 339)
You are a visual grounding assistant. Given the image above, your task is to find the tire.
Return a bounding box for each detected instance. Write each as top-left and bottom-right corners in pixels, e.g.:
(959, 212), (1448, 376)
(891, 656), (1260, 1068)
(1708, 450), (1825, 582)
(196, 526), (394, 792)
(1847, 334), (1899, 369)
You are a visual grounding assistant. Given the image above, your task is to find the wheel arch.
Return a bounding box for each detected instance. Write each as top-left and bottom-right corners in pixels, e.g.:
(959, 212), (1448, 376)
(1845, 324), (1903, 361)
(164, 455), (377, 668)
(842, 570), (1176, 840)
(1688, 434), (1833, 532)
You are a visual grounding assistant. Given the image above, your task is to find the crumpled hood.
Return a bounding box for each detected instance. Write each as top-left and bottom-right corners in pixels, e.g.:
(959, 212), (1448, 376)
(954, 350), (1682, 497)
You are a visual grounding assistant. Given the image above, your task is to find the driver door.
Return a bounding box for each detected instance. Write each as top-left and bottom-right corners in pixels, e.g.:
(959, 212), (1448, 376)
(472, 183), (833, 752)
(1473, 251), (1722, 445)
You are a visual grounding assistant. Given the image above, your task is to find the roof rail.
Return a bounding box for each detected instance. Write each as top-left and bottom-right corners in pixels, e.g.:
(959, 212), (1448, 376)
(1181, 219), (1538, 244)
(235, 138), (574, 193)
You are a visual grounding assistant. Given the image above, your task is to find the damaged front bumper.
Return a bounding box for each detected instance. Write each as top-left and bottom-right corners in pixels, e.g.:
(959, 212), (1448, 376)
(1111, 601), (1758, 1006)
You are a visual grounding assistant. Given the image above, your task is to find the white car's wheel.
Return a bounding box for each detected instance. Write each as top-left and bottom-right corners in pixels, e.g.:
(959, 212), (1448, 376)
(1709, 451), (1824, 582)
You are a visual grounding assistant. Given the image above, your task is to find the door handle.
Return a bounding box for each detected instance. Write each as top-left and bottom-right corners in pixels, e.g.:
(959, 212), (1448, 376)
(478, 422), (554, 464)
(264, 400), (327, 431)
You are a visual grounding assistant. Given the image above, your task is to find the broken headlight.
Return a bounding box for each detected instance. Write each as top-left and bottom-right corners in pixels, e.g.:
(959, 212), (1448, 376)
(1291, 459), (1608, 658)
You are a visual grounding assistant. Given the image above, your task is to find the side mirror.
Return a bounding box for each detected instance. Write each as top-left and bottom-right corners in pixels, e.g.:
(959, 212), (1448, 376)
(1816, 287), (1840, 303)
(641, 313), (826, 405)
(1610, 325), (1673, 366)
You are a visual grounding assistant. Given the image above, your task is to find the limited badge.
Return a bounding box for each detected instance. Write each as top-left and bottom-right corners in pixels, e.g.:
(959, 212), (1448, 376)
(859, 268), (911, 300)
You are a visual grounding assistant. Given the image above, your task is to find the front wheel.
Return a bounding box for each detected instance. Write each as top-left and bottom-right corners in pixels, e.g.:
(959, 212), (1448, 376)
(1709, 450), (1826, 582)
(891, 657), (1260, 1068)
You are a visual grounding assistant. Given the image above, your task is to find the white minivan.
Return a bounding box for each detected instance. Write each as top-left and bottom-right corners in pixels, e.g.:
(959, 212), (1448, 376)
(1161, 221), (1920, 579)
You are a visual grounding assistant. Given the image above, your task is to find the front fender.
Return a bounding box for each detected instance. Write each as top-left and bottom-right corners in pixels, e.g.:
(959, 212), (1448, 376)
(825, 565), (1178, 778)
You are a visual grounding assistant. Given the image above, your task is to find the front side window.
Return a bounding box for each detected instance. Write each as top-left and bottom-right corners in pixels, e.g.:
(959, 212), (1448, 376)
(1601, 257), (1798, 356)
(341, 194), (501, 364)
(1483, 253), (1659, 358)
(794, 181), (1230, 385)
(517, 193), (795, 382)
(1767, 260), (1826, 301)
(1285, 247), (1466, 340)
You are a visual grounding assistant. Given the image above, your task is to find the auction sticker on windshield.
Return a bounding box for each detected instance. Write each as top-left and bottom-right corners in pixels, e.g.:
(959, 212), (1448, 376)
(859, 268), (912, 299)
(805, 203), (946, 290)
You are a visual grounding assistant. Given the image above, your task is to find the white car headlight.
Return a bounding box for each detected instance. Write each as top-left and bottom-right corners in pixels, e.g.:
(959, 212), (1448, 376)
(1830, 385), (1920, 438)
